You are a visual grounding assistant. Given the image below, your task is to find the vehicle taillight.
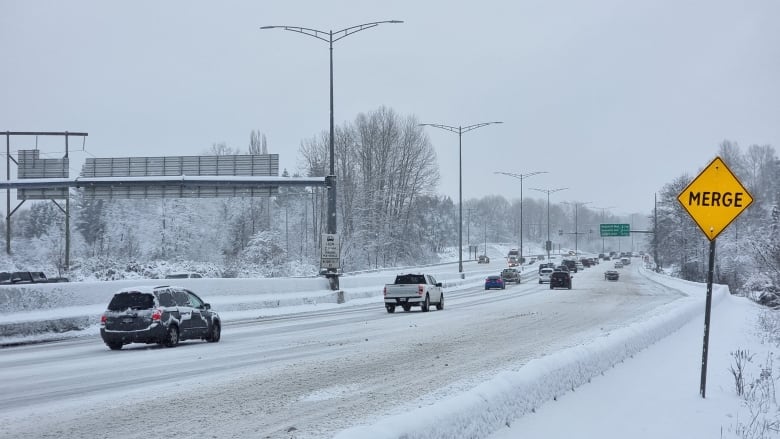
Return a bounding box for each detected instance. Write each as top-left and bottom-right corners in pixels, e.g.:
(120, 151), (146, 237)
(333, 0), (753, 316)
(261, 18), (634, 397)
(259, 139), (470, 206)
(151, 308), (163, 321)
(100, 314), (106, 327)
(418, 285), (424, 296)
(383, 286), (387, 297)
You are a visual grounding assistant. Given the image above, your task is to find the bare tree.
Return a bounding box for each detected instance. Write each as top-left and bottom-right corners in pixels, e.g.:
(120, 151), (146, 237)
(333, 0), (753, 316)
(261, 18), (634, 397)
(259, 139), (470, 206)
(249, 130), (268, 155)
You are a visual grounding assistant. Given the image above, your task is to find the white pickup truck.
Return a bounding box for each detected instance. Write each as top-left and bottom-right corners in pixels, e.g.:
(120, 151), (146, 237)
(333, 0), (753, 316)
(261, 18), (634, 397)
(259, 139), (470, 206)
(383, 273), (444, 313)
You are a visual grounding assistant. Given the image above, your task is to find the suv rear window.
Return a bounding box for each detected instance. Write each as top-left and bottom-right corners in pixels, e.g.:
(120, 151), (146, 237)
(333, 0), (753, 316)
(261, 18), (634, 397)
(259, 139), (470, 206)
(107, 292), (155, 311)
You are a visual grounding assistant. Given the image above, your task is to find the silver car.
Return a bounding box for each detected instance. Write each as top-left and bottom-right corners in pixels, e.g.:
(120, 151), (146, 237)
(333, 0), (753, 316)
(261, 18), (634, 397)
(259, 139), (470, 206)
(538, 267), (554, 284)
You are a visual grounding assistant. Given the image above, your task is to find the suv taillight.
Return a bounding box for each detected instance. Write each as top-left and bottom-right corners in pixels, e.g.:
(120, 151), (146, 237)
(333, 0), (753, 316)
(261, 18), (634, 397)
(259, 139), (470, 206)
(151, 308), (163, 321)
(100, 314), (106, 327)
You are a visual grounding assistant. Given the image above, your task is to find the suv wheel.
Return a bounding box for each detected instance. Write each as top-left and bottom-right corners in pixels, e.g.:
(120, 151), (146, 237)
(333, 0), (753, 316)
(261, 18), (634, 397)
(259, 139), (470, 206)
(162, 325), (179, 347)
(206, 322), (221, 342)
(107, 342), (123, 351)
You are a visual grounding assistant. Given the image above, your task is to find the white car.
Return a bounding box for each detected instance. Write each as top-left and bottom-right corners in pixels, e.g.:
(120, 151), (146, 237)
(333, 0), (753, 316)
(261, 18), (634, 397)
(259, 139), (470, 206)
(538, 268), (554, 284)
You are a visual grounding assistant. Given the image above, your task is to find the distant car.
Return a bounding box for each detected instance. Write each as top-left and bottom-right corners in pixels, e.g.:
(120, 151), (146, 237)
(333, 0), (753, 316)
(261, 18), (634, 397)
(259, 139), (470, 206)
(605, 270), (620, 281)
(554, 265), (570, 274)
(550, 271), (572, 290)
(562, 259), (577, 273)
(100, 285), (221, 350)
(165, 272), (203, 279)
(614, 261), (623, 268)
(501, 268), (520, 284)
(485, 275), (505, 290)
(478, 255), (490, 264)
(539, 267), (554, 284)
(575, 261), (585, 271)
(507, 257), (519, 267)
(538, 262), (555, 273)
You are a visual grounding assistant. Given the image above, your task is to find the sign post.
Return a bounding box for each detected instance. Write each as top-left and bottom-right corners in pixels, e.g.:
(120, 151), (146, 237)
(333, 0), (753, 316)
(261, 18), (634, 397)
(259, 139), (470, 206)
(677, 156), (753, 398)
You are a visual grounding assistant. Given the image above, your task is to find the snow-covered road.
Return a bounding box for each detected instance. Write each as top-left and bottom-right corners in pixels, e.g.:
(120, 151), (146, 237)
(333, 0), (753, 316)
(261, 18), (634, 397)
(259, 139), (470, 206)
(0, 264), (684, 438)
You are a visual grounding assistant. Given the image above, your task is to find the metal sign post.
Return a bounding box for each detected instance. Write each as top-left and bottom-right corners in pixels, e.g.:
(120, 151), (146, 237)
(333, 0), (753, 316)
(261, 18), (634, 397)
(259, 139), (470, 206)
(677, 156), (753, 398)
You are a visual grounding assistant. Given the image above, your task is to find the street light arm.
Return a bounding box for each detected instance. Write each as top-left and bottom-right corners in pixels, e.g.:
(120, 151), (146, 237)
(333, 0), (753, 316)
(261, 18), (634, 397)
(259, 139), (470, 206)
(418, 123), (460, 134)
(530, 187), (568, 195)
(419, 121), (503, 135)
(260, 25), (331, 43)
(461, 121), (503, 133)
(495, 171), (547, 180)
(332, 20), (404, 43)
(261, 21), (403, 44)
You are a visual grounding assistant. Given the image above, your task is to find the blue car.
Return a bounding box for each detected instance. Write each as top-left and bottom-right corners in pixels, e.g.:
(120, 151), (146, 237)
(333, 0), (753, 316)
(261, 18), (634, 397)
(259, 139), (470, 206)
(484, 275), (505, 290)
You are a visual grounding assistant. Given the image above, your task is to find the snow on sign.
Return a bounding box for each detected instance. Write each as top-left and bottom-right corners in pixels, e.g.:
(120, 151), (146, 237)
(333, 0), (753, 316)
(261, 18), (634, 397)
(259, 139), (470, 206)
(677, 156), (753, 241)
(321, 234), (341, 269)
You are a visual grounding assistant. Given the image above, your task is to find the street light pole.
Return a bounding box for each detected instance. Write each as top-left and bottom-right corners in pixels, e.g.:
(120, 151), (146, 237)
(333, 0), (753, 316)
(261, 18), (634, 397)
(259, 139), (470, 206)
(466, 207), (476, 259)
(563, 201), (591, 256)
(420, 122), (503, 273)
(530, 187), (567, 261)
(261, 20), (403, 281)
(495, 171), (546, 265)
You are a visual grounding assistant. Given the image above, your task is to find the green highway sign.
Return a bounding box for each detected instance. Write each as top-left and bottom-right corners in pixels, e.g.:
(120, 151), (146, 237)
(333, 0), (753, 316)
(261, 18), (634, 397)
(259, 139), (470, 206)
(600, 223), (630, 237)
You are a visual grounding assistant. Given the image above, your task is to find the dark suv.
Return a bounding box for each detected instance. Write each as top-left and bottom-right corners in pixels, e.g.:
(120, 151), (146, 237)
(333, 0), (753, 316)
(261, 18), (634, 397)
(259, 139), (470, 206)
(549, 271), (572, 290)
(100, 285), (221, 350)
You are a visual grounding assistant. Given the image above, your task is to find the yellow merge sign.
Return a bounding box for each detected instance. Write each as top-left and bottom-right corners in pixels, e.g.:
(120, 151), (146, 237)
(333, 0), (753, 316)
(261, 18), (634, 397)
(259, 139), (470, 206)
(677, 156), (753, 241)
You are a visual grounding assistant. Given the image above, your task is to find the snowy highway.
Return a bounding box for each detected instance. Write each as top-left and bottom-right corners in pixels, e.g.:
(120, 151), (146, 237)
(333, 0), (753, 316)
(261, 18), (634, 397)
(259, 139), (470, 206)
(0, 262), (684, 439)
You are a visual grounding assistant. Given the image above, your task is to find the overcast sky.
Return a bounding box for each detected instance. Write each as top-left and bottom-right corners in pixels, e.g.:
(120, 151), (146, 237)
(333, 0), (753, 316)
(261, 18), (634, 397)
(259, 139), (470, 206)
(2, 0), (778, 215)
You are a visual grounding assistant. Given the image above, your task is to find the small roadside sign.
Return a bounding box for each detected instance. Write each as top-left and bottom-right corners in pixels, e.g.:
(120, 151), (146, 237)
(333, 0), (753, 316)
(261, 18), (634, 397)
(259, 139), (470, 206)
(677, 156), (753, 241)
(320, 234), (340, 270)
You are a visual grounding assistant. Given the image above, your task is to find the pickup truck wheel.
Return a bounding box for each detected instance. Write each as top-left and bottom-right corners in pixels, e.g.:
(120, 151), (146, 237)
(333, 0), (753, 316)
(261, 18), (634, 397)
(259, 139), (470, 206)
(435, 293), (444, 310)
(385, 304), (396, 313)
(401, 304), (411, 312)
(421, 295), (430, 312)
